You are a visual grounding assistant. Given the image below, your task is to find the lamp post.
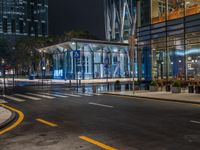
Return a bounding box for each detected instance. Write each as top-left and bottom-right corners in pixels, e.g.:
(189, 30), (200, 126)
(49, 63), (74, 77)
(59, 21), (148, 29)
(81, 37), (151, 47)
(41, 52), (46, 86)
(2, 59), (6, 99)
(12, 46), (15, 89)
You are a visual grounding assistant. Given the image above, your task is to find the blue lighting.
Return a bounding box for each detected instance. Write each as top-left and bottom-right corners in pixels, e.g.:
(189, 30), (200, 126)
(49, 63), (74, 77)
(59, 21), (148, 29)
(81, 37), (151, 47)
(53, 69), (63, 79)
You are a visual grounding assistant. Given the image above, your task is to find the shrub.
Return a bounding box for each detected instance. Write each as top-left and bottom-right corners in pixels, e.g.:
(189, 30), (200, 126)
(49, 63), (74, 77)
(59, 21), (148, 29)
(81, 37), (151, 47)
(150, 80), (158, 87)
(134, 80), (140, 85)
(172, 80), (181, 87)
(115, 80), (120, 85)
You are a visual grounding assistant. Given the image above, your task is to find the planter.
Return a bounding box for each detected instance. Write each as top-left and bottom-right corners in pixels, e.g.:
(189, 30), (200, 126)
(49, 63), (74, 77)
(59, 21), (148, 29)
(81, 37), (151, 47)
(171, 87), (181, 93)
(195, 85), (200, 94)
(149, 86), (158, 92)
(188, 85), (194, 93)
(134, 85), (140, 91)
(166, 84), (171, 92)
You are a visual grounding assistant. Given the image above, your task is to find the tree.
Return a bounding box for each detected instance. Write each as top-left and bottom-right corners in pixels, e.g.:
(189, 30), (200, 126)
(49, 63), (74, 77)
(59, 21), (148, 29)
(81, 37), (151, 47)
(14, 37), (46, 75)
(0, 38), (12, 64)
(64, 30), (98, 40)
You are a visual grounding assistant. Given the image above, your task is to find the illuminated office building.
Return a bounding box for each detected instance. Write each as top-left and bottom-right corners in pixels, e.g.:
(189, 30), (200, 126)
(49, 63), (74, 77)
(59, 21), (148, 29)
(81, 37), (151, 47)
(105, 0), (200, 81)
(0, 0), (48, 37)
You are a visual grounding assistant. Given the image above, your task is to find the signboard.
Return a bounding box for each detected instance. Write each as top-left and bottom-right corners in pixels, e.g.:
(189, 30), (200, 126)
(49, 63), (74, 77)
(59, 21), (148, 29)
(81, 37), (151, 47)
(73, 50), (80, 59)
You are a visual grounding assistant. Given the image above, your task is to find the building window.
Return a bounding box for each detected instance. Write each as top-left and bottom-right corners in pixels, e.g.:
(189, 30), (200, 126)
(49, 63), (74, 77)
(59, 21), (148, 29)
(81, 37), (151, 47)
(11, 20), (16, 33)
(3, 18), (7, 33)
(34, 22), (38, 36)
(167, 0), (184, 20)
(151, 0), (166, 24)
(185, 0), (200, 16)
(28, 22), (32, 35)
(41, 23), (46, 35)
(19, 20), (24, 33)
(137, 0), (151, 27)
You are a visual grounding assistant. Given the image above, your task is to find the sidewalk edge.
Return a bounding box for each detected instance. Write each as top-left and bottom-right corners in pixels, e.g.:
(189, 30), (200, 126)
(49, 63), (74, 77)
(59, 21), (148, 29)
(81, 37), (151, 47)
(0, 108), (17, 130)
(103, 93), (200, 105)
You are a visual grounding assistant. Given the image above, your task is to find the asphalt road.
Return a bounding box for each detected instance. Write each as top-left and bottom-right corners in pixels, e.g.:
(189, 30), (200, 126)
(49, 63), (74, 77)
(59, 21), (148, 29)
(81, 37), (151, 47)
(0, 87), (200, 150)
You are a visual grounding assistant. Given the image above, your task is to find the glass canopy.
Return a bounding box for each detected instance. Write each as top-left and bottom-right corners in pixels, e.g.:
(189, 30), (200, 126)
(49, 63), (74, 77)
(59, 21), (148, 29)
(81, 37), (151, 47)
(38, 39), (131, 80)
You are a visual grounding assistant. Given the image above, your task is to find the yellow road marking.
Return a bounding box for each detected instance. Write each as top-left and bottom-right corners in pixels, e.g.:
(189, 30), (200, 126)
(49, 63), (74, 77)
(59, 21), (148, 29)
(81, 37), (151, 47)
(79, 136), (117, 150)
(0, 104), (24, 135)
(36, 118), (58, 127)
(193, 104), (200, 107)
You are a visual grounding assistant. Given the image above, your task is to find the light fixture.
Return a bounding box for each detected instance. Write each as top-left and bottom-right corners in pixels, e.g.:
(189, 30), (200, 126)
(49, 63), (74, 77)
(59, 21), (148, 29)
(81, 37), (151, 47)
(179, 60), (182, 63)
(171, 62), (173, 65)
(42, 66), (46, 70)
(72, 42), (76, 45)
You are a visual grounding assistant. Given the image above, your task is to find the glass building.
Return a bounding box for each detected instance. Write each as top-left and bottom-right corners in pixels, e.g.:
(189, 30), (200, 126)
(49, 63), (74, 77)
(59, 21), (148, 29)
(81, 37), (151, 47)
(38, 39), (131, 80)
(105, 0), (200, 81)
(104, 0), (137, 42)
(0, 0), (48, 37)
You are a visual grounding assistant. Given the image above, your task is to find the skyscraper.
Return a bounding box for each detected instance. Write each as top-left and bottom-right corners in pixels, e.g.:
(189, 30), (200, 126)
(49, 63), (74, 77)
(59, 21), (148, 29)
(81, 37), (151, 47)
(0, 0), (48, 38)
(104, 0), (137, 42)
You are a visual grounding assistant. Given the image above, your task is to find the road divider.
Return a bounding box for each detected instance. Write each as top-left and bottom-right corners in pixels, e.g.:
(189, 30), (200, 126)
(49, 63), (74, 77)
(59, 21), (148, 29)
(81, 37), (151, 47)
(0, 104), (24, 135)
(79, 136), (117, 150)
(36, 118), (58, 127)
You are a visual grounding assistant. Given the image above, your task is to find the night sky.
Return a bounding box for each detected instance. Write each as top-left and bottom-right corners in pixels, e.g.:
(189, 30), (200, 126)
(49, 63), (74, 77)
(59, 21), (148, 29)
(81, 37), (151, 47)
(48, 0), (105, 39)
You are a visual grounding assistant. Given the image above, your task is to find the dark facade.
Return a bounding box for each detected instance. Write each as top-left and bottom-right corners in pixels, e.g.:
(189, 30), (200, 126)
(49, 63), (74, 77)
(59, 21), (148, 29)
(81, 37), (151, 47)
(0, 0), (48, 38)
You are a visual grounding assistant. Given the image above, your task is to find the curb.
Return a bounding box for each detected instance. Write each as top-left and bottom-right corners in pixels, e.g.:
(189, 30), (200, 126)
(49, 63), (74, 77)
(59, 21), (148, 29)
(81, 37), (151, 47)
(0, 107), (17, 130)
(103, 93), (200, 105)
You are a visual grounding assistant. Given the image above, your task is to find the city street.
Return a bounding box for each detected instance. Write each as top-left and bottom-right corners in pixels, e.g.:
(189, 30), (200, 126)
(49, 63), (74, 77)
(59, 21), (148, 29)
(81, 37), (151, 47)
(0, 86), (200, 150)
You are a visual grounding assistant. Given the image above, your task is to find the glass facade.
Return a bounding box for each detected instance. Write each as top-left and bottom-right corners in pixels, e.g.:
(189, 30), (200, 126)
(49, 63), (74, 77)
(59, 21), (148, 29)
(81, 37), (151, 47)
(104, 0), (137, 42)
(0, 0), (48, 37)
(137, 0), (200, 81)
(40, 40), (131, 80)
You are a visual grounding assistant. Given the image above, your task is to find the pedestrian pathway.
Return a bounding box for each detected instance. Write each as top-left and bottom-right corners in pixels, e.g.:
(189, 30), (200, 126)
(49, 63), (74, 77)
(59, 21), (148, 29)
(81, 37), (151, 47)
(105, 91), (200, 104)
(0, 106), (12, 125)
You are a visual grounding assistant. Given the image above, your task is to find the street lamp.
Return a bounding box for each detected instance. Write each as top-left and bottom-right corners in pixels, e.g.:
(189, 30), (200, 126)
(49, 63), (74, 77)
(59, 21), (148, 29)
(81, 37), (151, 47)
(12, 46), (16, 88)
(1, 59), (6, 99)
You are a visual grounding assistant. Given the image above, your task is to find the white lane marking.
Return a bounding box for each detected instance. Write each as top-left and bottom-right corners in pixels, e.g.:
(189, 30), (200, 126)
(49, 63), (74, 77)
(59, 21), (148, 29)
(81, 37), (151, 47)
(54, 92), (81, 97)
(39, 92), (68, 98)
(14, 94), (41, 101)
(5, 95), (25, 102)
(190, 120), (200, 124)
(88, 102), (113, 108)
(27, 93), (55, 99)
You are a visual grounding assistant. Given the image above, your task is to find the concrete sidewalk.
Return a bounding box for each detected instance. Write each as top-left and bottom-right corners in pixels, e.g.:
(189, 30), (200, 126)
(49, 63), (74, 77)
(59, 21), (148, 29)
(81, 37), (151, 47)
(105, 91), (200, 104)
(10, 78), (132, 84)
(0, 106), (13, 128)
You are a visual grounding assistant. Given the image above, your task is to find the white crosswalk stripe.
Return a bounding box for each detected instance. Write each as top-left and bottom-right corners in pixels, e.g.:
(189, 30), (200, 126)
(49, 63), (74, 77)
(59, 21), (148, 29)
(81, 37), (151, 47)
(5, 95), (26, 102)
(54, 92), (81, 97)
(0, 99), (7, 103)
(39, 92), (68, 98)
(27, 93), (55, 99)
(92, 93), (102, 96)
(14, 94), (41, 101)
